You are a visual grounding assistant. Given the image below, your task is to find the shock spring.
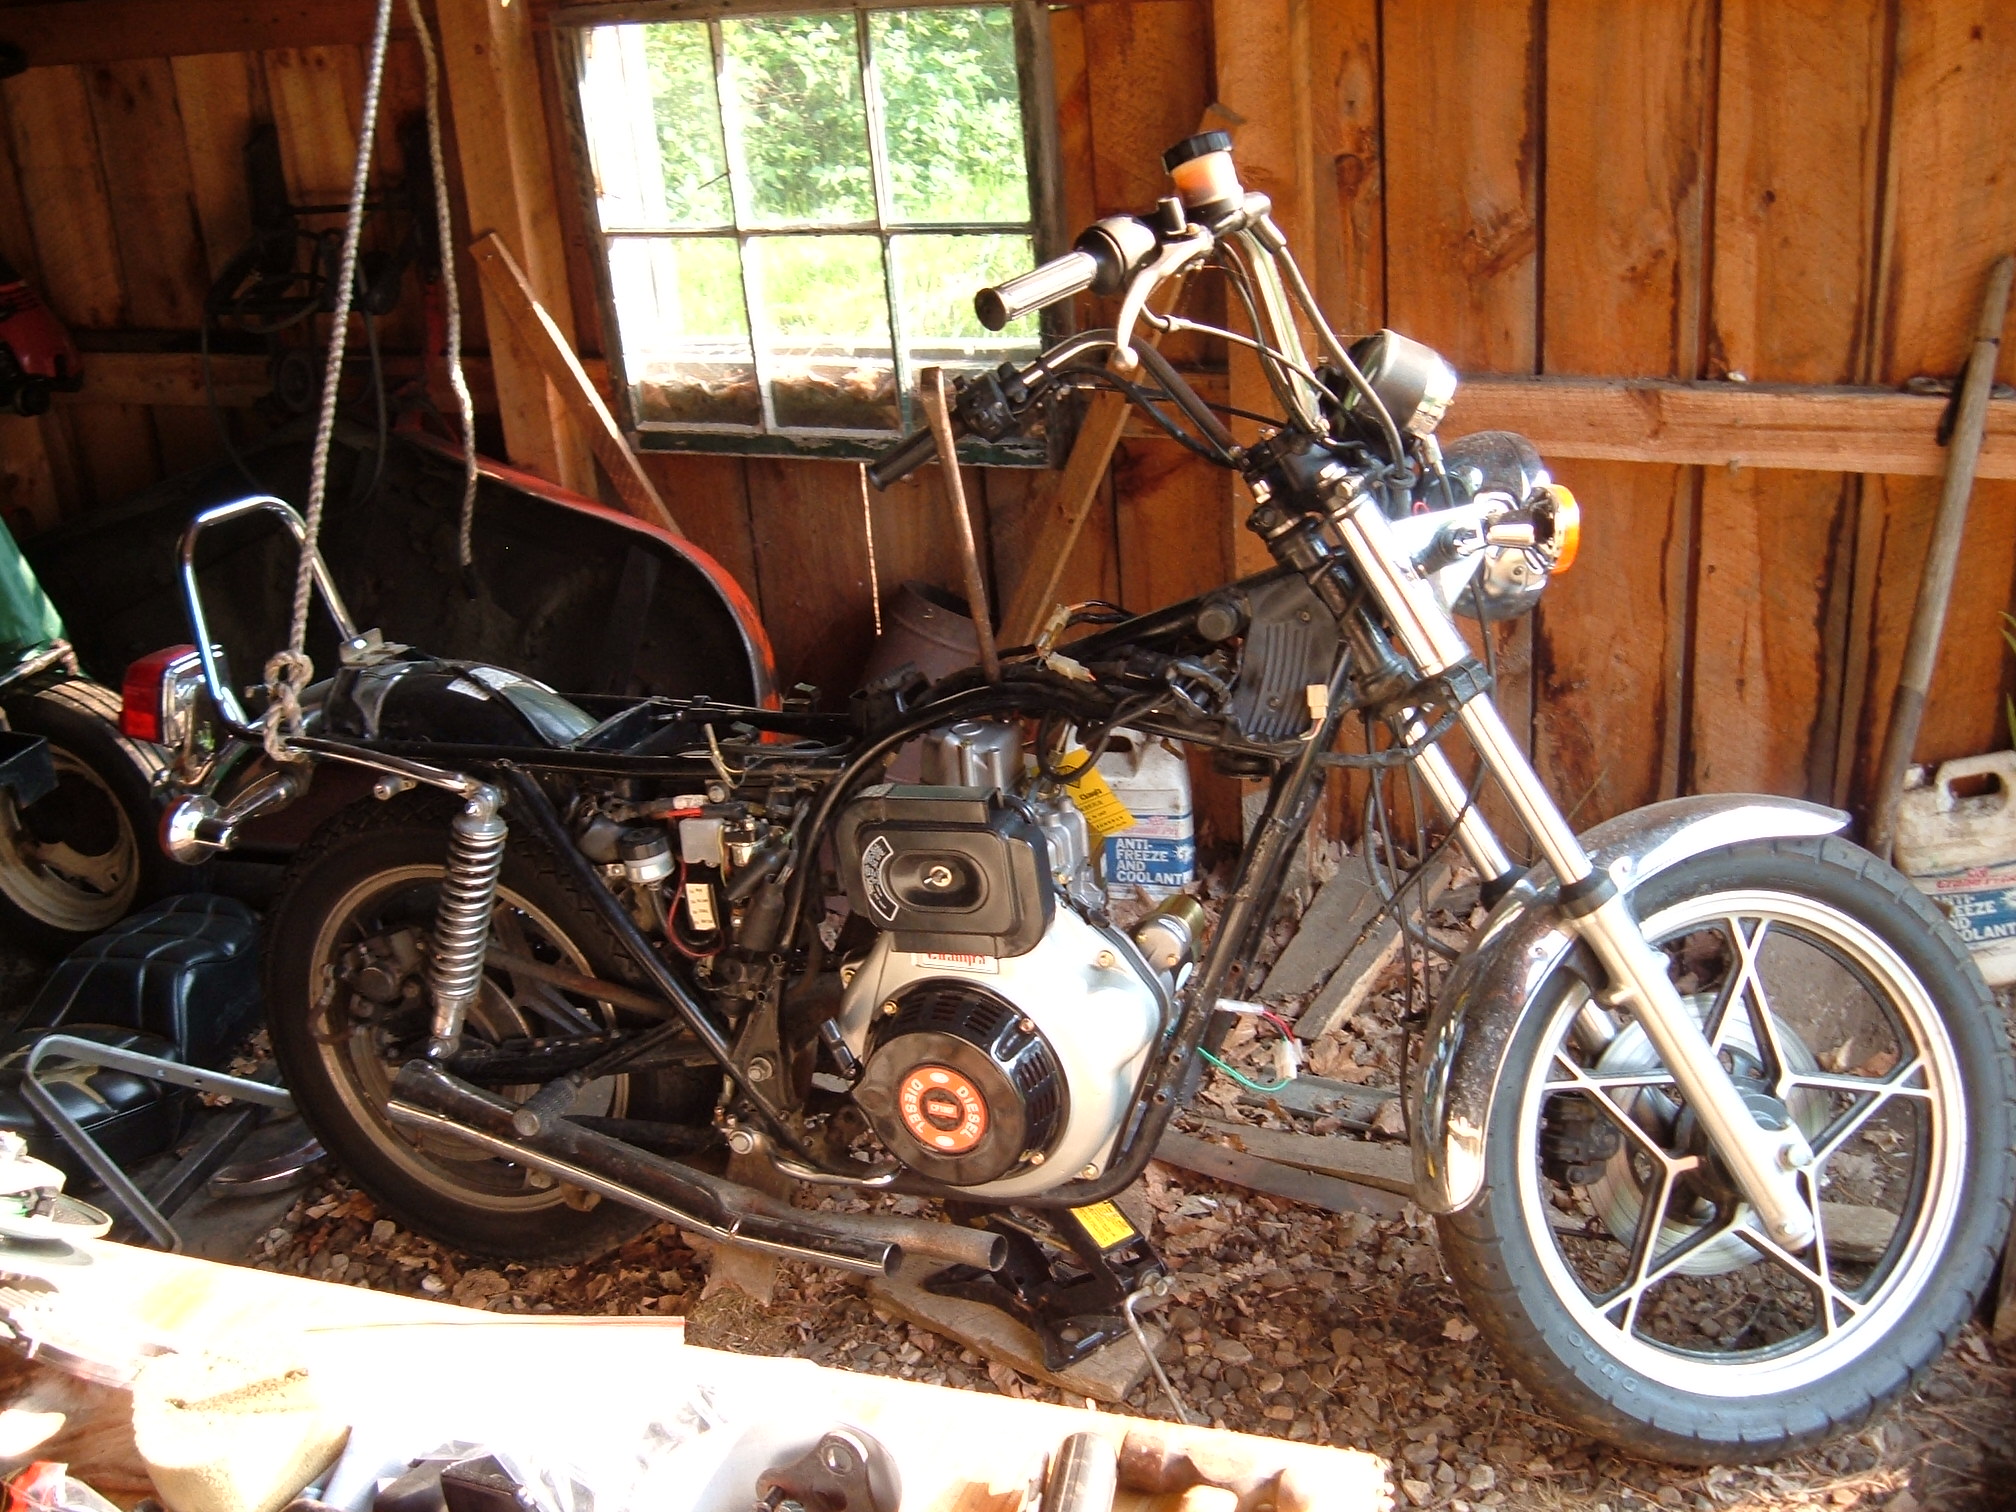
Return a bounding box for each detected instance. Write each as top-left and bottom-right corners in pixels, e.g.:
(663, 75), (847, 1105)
(426, 785), (507, 1057)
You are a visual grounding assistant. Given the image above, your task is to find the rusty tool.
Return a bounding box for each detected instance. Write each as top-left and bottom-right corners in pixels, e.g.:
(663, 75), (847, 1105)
(917, 367), (1001, 684)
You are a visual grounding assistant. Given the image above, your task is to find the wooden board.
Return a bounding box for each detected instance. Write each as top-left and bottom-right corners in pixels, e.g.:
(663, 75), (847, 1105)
(1845, 2), (2016, 800)
(472, 229), (680, 534)
(1, 66), (125, 329)
(1536, 0), (1713, 820)
(1154, 1131), (1408, 1221)
(0, 2), (402, 68)
(88, 60), (210, 331)
(0, 1239), (1385, 1512)
(1305, 0), (1380, 333)
(170, 52), (261, 283)
(744, 457), (877, 698)
(1186, 1117), (1415, 1199)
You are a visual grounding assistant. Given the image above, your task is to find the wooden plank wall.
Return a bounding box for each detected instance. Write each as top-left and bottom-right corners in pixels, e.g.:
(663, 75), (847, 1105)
(0, 0), (2012, 837)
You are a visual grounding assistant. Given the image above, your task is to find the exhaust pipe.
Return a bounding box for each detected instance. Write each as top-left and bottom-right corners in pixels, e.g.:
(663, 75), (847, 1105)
(388, 1061), (1007, 1277)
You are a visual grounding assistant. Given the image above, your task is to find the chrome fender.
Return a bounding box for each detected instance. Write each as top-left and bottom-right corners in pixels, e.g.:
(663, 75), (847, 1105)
(1412, 793), (1850, 1215)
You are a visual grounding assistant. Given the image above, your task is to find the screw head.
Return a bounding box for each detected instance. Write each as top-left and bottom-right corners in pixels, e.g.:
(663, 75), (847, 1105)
(748, 1056), (775, 1082)
(881, 1000), (900, 1017)
(1094, 949), (1119, 970)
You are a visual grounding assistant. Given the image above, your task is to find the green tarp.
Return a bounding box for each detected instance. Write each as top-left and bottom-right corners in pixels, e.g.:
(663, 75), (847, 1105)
(0, 519), (65, 661)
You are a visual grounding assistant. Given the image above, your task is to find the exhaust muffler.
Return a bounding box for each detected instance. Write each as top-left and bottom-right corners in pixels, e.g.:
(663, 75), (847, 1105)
(387, 1061), (1007, 1277)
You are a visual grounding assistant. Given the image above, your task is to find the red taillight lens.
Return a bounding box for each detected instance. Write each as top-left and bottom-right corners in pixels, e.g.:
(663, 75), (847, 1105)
(121, 644), (197, 743)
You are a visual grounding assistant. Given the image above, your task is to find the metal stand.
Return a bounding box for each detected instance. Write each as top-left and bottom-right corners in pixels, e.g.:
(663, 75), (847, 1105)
(18, 1034), (297, 1252)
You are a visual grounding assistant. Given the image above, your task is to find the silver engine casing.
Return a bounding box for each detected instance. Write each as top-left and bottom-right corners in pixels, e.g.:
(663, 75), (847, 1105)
(836, 906), (1167, 1199)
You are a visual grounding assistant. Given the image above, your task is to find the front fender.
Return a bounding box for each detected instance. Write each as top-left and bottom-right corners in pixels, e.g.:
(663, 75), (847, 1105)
(1411, 794), (1849, 1215)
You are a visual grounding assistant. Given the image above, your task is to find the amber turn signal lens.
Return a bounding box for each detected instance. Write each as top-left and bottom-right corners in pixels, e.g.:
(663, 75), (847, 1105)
(1542, 484), (1581, 574)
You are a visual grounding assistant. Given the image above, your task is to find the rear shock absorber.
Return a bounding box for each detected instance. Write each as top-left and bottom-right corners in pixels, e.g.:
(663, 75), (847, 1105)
(426, 785), (507, 1058)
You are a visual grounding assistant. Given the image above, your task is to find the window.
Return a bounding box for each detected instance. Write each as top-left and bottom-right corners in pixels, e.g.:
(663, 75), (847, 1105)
(567, 4), (1051, 459)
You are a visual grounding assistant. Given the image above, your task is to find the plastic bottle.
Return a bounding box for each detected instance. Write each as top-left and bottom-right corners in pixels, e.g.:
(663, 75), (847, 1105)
(1893, 751), (2016, 985)
(1094, 731), (1195, 903)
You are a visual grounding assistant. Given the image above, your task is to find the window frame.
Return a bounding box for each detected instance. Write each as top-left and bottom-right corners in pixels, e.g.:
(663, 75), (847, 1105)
(552, 0), (1066, 465)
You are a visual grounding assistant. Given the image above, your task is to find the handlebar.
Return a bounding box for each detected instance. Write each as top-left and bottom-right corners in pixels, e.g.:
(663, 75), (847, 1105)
(866, 422), (952, 490)
(974, 250), (1100, 333)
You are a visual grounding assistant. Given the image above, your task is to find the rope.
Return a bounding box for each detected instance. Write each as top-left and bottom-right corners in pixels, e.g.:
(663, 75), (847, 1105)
(404, 0), (481, 569)
(263, 0), (398, 761)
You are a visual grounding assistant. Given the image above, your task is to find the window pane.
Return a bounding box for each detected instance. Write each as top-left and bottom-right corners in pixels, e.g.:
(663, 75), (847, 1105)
(871, 7), (1029, 224)
(893, 232), (1041, 375)
(723, 15), (875, 227)
(609, 237), (760, 427)
(749, 235), (897, 430)
(580, 24), (731, 230)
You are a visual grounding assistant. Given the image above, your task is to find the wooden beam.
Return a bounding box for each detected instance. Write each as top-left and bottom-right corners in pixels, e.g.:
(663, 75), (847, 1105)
(0, 2), (405, 67)
(472, 231), (680, 535)
(436, 0), (597, 496)
(1153, 1131), (1409, 1220)
(50, 349), (581, 413)
(1448, 376), (2016, 479)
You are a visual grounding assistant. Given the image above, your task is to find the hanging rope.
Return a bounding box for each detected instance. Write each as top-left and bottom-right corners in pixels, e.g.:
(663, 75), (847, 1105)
(262, 0), (398, 761)
(404, 0), (481, 570)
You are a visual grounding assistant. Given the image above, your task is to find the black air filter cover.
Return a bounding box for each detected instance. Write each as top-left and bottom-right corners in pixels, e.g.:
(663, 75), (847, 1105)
(838, 785), (1052, 957)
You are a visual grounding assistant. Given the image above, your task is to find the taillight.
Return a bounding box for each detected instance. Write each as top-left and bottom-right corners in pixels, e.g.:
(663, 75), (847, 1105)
(121, 645), (201, 745)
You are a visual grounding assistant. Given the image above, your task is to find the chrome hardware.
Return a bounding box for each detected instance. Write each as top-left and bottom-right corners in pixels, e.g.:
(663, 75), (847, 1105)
(425, 784), (507, 1058)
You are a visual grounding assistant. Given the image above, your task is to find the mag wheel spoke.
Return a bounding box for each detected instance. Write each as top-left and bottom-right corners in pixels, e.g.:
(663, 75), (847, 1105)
(1507, 877), (1972, 1402)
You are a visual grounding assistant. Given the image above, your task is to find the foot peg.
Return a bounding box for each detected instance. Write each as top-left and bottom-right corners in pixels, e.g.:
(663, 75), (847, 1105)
(511, 1072), (586, 1137)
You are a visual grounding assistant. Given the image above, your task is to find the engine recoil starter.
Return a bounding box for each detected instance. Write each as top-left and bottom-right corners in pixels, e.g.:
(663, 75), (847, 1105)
(851, 980), (1066, 1185)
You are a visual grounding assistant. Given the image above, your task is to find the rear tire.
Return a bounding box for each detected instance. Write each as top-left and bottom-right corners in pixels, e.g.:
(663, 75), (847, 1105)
(0, 678), (199, 952)
(1438, 834), (2016, 1463)
(265, 799), (720, 1263)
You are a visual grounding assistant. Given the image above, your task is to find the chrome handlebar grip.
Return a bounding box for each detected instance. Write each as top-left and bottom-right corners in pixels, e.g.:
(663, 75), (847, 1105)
(974, 250), (1099, 333)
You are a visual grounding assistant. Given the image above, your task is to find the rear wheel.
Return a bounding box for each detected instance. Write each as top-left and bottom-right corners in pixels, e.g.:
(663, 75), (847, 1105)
(0, 679), (196, 951)
(265, 801), (720, 1262)
(1439, 835), (2016, 1463)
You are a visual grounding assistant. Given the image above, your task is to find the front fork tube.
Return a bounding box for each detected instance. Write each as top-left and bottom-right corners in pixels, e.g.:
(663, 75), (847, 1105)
(1334, 495), (1819, 1250)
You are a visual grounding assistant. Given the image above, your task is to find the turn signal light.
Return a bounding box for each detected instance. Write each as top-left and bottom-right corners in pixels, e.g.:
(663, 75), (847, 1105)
(120, 644), (200, 745)
(1541, 484), (1581, 574)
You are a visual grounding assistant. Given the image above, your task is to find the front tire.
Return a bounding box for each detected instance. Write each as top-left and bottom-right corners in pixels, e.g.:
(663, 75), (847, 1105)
(1439, 834), (2016, 1463)
(265, 800), (720, 1263)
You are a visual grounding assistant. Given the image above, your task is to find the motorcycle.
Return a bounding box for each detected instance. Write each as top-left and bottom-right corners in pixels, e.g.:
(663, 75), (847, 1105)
(134, 131), (2013, 1465)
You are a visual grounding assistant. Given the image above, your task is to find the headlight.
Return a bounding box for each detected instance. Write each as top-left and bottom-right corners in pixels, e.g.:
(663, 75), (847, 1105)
(1345, 330), (1459, 437)
(1432, 431), (1579, 621)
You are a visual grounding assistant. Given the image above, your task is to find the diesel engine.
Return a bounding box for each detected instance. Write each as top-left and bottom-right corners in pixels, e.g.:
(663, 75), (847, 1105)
(831, 719), (1201, 1198)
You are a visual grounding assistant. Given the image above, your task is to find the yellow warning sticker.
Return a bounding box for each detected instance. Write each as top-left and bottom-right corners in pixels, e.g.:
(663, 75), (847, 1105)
(1070, 1200), (1138, 1251)
(1062, 749), (1136, 837)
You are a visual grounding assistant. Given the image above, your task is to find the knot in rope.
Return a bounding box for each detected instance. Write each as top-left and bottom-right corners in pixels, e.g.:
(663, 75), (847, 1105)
(262, 649), (315, 763)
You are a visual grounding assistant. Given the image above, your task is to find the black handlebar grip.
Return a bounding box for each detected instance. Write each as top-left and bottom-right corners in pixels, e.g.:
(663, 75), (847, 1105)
(974, 249), (1099, 332)
(866, 423), (947, 490)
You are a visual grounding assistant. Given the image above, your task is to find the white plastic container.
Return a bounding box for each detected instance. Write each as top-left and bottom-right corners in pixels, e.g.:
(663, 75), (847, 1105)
(1894, 750), (2016, 985)
(1094, 730), (1196, 903)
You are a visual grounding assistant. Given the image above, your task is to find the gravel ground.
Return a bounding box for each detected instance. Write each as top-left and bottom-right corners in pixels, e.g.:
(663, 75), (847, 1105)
(239, 876), (2016, 1512)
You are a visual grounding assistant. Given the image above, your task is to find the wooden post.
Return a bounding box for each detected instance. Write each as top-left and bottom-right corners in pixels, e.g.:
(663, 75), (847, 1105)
(471, 231), (681, 536)
(433, 0), (596, 496)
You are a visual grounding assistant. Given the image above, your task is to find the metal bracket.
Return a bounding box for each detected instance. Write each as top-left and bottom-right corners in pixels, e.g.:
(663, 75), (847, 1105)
(18, 1034), (296, 1252)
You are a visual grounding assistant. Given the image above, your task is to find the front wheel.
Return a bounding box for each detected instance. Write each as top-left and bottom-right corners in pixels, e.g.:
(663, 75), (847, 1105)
(1439, 834), (2016, 1463)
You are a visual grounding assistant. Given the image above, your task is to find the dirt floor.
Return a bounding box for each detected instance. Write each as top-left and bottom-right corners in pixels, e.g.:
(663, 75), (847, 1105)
(233, 871), (2016, 1512)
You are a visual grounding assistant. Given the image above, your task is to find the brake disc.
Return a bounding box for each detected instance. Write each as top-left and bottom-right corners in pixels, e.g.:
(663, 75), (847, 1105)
(1582, 994), (1824, 1276)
